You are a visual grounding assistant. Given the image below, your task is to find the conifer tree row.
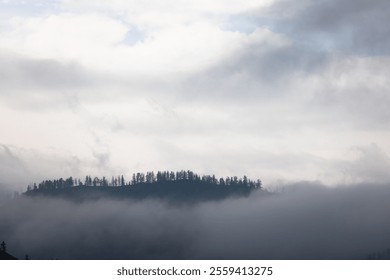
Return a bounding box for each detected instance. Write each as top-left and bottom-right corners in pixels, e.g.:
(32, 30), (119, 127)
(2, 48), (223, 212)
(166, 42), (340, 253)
(26, 170), (262, 192)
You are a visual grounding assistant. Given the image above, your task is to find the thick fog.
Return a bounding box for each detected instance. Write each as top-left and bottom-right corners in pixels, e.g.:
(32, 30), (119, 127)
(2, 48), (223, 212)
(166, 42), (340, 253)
(1, 184), (389, 260)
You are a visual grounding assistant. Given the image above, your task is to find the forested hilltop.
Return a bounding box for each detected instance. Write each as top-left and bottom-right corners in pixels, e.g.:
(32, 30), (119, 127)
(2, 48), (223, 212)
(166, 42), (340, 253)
(25, 170), (263, 202)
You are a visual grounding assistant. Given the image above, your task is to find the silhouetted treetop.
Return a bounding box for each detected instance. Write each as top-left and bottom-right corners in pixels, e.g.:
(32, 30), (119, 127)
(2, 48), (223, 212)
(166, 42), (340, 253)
(24, 170), (262, 202)
(27, 170), (261, 191)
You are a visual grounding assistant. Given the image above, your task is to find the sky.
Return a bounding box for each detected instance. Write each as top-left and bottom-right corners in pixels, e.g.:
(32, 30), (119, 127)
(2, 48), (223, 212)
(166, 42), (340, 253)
(1, 0), (390, 192)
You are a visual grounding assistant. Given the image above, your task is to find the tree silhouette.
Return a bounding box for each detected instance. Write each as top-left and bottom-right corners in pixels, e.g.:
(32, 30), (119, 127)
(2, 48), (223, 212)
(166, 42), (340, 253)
(26, 170), (263, 195)
(1, 241), (6, 252)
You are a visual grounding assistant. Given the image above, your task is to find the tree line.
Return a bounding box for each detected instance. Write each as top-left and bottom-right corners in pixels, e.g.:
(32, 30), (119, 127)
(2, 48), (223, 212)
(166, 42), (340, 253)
(26, 170), (262, 192)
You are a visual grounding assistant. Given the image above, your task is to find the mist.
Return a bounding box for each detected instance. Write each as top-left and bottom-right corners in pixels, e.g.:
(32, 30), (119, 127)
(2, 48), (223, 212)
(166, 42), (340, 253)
(1, 183), (389, 260)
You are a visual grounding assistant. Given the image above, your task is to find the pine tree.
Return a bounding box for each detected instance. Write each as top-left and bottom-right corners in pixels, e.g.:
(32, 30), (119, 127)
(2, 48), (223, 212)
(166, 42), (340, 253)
(1, 241), (6, 252)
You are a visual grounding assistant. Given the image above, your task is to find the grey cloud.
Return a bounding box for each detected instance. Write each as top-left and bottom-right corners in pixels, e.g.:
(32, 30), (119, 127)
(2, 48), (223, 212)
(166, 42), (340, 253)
(0, 197), (198, 259)
(1, 184), (390, 259)
(181, 3), (390, 132)
(92, 151), (111, 169)
(0, 52), (90, 91)
(184, 41), (329, 102)
(0, 145), (29, 189)
(309, 62), (390, 129)
(194, 0), (390, 103)
(337, 144), (390, 184)
(0, 52), (94, 110)
(219, 43), (326, 81)
(0, 187), (14, 204)
(0, 144), (91, 192)
(0, 51), (180, 111)
(176, 0), (390, 135)
(270, 0), (390, 55)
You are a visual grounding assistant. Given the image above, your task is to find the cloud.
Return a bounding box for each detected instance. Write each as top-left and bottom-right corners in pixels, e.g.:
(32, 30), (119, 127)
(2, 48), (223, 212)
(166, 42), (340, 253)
(0, 11), (262, 75)
(267, 0), (390, 55)
(1, 184), (389, 259)
(183, 29), (329, 102)
(0, 145), (29, 189)
(0, 144), (118, 193)
(0, 0), (389, 190)
(0, 51), (100, 112)
(0, 13), (128, 60)
(0, 2), (389, 259)
(336, 144), (390, 184)
(0, 51), (90, 91)
(309, 55), (390, 129)
(60, 0), (271, 27)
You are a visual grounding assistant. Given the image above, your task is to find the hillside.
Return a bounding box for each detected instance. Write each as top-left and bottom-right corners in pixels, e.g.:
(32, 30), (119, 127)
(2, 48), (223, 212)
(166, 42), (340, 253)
(0, 250), (17, 260)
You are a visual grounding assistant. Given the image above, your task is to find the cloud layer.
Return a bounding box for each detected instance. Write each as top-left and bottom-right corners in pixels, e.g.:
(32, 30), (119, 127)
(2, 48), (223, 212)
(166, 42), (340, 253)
(1, 184), (390, 259)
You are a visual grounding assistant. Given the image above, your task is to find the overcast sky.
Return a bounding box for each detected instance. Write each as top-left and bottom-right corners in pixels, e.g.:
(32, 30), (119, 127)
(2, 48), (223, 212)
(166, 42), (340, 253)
(1, 0), (390, 191)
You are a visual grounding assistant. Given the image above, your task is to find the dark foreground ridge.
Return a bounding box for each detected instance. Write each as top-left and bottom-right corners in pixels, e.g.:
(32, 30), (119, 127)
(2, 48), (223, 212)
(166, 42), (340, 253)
(0, 241), (17, 260)
(24, 170), (262, 202)
(0, 251), (17, 260)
